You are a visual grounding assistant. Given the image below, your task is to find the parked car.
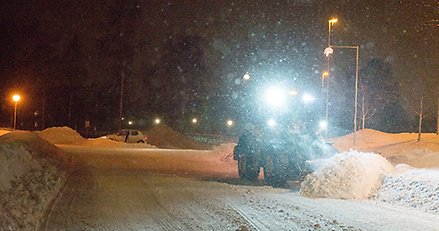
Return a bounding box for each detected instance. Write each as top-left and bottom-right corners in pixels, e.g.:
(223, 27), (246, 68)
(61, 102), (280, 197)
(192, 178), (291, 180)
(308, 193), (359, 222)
(105, 129), (148, 143)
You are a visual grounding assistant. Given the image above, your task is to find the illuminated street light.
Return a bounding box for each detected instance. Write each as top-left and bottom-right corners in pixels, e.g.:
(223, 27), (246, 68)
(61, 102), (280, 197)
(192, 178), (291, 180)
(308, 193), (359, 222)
(328, 18), (338, 47)
(243, 73), (250, 81)
(329, 18), (338, 25)
(226, 120), (233, 127)
(321, 71), (329, 87)
(192, 118), (198, 124)
(128, 121), (133, 125)
(12, 94), (21, 130)
(154, 118), (161, 125)
(302, 93), (315, 104)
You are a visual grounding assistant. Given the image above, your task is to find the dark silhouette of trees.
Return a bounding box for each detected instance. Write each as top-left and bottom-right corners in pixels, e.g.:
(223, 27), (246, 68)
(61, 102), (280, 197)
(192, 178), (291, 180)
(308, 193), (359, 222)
(150, 34), (211, 130)
(360, 58), (409, 132)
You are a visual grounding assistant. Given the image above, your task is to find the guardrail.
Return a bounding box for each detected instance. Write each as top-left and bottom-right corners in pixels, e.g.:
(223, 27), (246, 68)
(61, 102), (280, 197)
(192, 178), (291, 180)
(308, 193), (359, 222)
(185, 133), (237, 145)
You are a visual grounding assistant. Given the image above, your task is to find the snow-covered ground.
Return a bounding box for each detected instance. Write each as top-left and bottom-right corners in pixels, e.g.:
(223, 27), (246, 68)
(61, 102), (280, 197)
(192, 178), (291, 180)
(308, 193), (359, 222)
(1, 127), (439, 230)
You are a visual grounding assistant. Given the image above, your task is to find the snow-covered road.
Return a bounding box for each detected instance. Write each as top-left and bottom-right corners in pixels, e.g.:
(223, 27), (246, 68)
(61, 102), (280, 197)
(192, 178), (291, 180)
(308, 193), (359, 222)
(42, 145), (439, 231)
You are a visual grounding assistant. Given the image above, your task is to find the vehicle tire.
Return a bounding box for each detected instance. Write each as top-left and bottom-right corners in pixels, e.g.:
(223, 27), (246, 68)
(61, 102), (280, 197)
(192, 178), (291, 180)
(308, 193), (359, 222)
(264, 153), (288, 187)
(289, 158), (305, 181)
(238, 156), (260, 182)
(137, 140), (145, 143)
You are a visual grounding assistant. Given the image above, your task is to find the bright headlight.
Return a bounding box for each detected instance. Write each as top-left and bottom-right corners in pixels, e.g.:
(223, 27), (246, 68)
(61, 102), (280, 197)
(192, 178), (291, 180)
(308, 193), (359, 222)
(267, 119), (277, 127)
(302, 93), (315, 104)
(264, 86), (286, 108)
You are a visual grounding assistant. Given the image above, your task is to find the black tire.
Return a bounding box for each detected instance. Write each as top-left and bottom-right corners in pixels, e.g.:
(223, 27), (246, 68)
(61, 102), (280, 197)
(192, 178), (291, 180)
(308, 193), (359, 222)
(264, 153), (288, 187)
(238, 157), (260, 182)
(137, 140), (145, 143)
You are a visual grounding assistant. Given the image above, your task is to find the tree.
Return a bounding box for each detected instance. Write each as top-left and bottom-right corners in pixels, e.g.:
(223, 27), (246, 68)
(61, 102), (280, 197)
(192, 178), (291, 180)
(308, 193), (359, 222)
(359, 58), (409, 132)
(150, 34), (211, 130)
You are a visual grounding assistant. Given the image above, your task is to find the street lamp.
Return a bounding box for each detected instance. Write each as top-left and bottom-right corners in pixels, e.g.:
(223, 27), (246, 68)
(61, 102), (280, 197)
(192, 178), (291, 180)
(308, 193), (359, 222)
(328, 18), (338, 47)
(154, 118), (161, 125)
(321, 71), (329, 88)
(192, 118), (198, 124)
(226, 120), (233, 127)
(324, 18), (361, 144)
(243, 73), (250, 81)
(12, 94), (21, 130)
(323, 18), (337, 138)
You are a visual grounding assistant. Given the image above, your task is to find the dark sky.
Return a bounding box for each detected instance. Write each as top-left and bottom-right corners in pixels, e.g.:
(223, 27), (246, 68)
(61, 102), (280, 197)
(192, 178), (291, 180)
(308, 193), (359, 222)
(0, 0), (437, 133)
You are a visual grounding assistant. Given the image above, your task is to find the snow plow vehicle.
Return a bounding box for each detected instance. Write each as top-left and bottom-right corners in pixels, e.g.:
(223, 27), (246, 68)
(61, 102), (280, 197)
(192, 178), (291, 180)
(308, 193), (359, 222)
(233, 82), (336, 187)
(233, 126), (334, 186)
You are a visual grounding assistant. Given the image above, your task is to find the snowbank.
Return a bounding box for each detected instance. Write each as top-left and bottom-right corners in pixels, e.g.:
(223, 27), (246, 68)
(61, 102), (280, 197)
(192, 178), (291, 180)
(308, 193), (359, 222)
(300, 151), (394, 199)
(378, 165), (439, 214)
(37, 126), (86, 145)
(83, 137), (157, 148)
(0, 131), (72, 230)
(331, 129), (439, 168)
(213, 143), (236, 161)
(0, 129), (11, 137)
(145, 124), (212, 150)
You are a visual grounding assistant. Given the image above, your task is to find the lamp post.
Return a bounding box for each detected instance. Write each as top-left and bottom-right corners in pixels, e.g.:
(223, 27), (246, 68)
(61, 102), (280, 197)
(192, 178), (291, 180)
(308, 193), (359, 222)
(328, 18), (338, 47)
(12, 94), (21, 130)
(331, 45), (360, 145)
(323, 18), (337, 137)
(321, 71), (330, 136)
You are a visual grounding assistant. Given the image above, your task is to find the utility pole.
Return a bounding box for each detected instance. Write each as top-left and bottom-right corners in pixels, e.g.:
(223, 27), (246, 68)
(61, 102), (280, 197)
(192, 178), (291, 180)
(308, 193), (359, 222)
(437, 96), (438, 135)
(42, 89), (46, 129)
(362, 95), (365, 130)
(418, 96), (424, 142)
(119, 71), (125, 131)
(323, 18), (337, 138)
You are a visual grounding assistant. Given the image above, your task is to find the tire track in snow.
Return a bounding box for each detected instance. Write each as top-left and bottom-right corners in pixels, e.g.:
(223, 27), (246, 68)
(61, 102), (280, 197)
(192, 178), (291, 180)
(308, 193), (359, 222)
(141, 180), (185, 231)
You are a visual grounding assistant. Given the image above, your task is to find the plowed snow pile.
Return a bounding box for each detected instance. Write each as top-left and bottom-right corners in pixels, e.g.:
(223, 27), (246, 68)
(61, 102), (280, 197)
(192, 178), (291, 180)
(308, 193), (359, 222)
(37, 126), (85, 145)
(146, 124), (212, 150)
(300, 151), (394, 199)
(301, 149), (439, 214)
(0, 131), (72, 230)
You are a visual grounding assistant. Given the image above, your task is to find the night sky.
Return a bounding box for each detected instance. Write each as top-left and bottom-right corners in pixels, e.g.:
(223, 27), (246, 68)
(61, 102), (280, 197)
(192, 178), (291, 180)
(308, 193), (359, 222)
(0, 0), (437, 135)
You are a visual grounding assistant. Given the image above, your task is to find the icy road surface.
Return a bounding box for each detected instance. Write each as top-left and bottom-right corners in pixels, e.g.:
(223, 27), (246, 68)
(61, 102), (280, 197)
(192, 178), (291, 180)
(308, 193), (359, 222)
(42, 145), (439, 231)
